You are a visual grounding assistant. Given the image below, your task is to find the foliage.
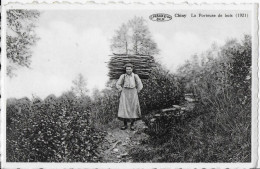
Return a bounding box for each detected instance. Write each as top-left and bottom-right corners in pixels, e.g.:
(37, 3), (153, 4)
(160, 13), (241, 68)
(139, 63), (185, 116)
(6, 92), (106, 162)
(91, 88), (120, 129)
(129, 35), (251, 162)
(177, 35), (251, 135)
(129, 102), (250, 162)
(111, 16), (159, 55)
(6, 9), (40, 77)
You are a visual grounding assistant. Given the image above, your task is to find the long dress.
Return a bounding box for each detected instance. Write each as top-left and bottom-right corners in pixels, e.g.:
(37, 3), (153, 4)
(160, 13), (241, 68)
(116, 73), (143, 119)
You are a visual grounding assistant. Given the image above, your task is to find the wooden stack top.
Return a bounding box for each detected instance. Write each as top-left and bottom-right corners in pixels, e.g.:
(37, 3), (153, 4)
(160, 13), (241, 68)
(107, 54), (156, 79)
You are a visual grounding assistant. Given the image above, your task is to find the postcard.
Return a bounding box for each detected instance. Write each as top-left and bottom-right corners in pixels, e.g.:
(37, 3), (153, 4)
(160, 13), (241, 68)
(1, 2), (258, 168)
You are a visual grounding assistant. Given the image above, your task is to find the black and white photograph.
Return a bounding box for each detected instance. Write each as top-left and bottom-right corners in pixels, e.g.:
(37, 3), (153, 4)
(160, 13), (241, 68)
(1, 2), (258, 168)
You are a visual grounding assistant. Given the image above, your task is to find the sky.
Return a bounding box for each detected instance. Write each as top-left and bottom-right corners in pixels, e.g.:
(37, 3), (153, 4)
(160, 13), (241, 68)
(6, 9), (252, 99)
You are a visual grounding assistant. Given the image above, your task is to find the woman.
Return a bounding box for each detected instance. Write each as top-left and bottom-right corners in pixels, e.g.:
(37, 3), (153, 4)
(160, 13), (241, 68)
(116, 63), (143, 130)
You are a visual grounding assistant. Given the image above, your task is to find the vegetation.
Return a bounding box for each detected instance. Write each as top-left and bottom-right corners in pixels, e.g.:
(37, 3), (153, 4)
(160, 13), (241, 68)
(7, 92), (105, 162)
(6, 60), (184, 162)
(5, 12), (251, 162)
(111, 16), (159, 55)
(71, 73), (89, 97)
(6, 9), (40, 77)
(129, 35), (251, 162)
(139, 63), (184, 116)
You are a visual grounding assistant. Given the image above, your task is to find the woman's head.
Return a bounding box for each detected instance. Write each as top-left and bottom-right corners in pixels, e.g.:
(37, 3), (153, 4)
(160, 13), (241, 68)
(124, 63), (134, 75)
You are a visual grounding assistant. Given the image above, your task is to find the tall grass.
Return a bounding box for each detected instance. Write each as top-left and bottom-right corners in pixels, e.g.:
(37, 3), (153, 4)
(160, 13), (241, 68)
(129, 35), (251, 162)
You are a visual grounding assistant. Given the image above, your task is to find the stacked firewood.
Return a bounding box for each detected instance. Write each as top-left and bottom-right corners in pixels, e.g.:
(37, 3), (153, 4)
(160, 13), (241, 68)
(107, 54), (156, 79)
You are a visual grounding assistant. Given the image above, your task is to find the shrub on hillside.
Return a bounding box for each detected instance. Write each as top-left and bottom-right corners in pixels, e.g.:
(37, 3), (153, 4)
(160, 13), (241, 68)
(91, 88), (120, 128)
(6, 92), (105, 162)
(6, 97), (33, 162)
(187, 36), (251, 144)
(139, 64), (185, 116)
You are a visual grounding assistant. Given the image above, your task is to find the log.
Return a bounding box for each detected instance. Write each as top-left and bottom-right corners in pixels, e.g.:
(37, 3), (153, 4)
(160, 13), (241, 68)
(173, 105), (182, 109)
(161, 107), (177, 113)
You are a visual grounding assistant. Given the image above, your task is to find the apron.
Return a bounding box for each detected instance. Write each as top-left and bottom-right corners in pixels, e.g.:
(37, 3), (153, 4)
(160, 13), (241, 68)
(118, 84), (141, 119)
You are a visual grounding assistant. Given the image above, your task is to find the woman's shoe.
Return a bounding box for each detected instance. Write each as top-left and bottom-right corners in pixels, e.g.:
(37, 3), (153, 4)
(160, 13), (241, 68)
(121, 126), (127, 130)
(130, 126), (135, 131)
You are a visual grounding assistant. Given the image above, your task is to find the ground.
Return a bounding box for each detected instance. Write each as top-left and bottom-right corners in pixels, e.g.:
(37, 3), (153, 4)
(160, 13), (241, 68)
(100, 119), (149, 162)
(98, 95), (196, 162)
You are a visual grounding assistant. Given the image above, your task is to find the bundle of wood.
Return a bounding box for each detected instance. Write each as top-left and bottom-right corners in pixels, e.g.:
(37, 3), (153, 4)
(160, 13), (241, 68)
(107, 54), (156, 79)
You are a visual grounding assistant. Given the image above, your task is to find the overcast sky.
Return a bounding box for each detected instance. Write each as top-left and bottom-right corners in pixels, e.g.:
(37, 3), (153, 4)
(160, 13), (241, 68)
(6, 9), (251, 99)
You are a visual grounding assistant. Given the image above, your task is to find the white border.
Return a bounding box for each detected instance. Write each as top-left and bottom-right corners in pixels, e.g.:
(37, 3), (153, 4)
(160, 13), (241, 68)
(2, 0), (260, 5)
(1, 4), (7, 168)
(1, 2), (259, 169)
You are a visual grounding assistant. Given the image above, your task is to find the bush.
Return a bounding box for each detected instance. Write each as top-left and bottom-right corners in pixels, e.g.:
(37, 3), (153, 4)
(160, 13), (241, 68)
(139, 64), (185, 116)
(189, 36), (251, 159)
(6, 92), (106, 162)
(90, 88), (120, 129)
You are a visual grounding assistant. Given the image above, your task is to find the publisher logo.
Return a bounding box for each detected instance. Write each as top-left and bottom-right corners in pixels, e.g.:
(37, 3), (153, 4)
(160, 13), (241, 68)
(149, 13), (172, 22)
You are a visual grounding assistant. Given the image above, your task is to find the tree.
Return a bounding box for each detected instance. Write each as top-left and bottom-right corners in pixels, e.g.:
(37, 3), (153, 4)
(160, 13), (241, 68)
(176, 56), (200, 94)
(71, 73), (89, 97)
(111, 16), (159, 56)
(6, 9), (40, 77)
(111, 23), (130, 54)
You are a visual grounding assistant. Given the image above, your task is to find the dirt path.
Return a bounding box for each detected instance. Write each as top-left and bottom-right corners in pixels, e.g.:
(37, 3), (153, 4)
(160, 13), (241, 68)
(100, 120), (149, 162)
(99, 96), (196, 162)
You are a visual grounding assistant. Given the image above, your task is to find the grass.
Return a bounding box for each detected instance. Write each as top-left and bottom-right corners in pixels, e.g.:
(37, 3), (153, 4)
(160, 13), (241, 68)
(128, 101), (251, 162)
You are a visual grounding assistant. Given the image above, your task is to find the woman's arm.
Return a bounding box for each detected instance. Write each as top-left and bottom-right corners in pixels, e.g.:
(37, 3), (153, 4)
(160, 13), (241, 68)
(135, 74), (143, 92)
(116, 74), (124, 91)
